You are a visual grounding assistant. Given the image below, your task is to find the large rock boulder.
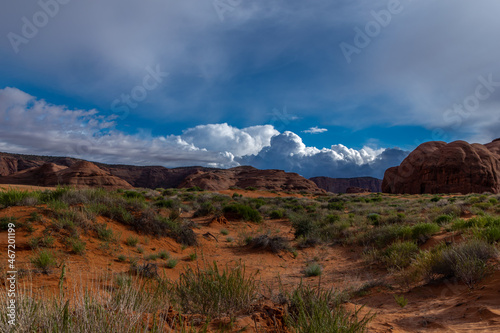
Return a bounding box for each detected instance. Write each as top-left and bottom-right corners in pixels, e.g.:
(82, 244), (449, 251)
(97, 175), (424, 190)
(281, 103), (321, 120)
(382, 139), (500, 194)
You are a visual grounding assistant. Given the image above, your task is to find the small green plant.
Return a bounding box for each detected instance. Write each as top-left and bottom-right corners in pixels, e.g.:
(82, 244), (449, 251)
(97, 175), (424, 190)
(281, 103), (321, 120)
(305, 263), (322, 277)
(95, 223), (114, 241)
(220, 229), (229, 235)
(188, 253), (197, 261)
(166, 258), (178, 268)
(158, 250), (170, 260)
(137, 246), (144, 254)
(125, 236), (139, 247)
(226, 236), (234, 243)
(146, 254), (159, 261)
(30, 250), (57, 273)
(394, 294), (408, 308)
(117, 254), (127, 262)
(68, 238), (86, 255)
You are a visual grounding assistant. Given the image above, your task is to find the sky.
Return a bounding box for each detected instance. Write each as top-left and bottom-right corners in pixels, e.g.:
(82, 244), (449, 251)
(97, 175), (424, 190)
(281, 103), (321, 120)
(0, 0), (499, 179)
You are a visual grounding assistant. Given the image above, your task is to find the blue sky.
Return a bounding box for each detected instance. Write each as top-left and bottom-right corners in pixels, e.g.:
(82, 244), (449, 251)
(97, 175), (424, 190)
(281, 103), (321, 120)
(0, 0), (499, 178)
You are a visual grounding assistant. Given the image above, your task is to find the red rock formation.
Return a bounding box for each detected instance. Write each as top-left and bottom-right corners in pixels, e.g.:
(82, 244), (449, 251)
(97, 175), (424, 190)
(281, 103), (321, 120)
(310, 177), (382, 193)
(346, 187), (371, 194)
(179, 166), (323, 193)
(0, 161), (132, 189)
(382, 139), (500, 194)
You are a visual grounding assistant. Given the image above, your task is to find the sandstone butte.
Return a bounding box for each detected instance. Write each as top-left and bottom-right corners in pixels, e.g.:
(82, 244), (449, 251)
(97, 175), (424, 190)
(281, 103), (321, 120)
(382, 138), (500, 194)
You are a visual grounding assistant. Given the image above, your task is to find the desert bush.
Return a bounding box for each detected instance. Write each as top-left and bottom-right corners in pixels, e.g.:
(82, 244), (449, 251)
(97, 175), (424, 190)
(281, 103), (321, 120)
(67, 238), (86, 255)
(223, 203), (262, 223)
(28, 235), (54, 249)
(166, 258), (178, 268)
(367, 213), (381, 225)
(411, 223), (440, 242)
(478, 226), (500, 243)
(382, 241), (419, 269)
(304, 263), (322, 277)
(193, 201), (216, 217)
(360, 224), (412, 248)
(327, 201), (345, 211)
(0, 217), (17, 231)
(270, 209), (285, 219)
(434, 214), (453, 225)
(158, 250), (169, 260)
(420, 239), (497, 288)
(170, 262), (257, 318)
(248, 234), (290, 253)
(285, 283), (372, 333)
(95, 223), (114, 241)
(30, 250), (57, 273)
(0, 189), (39, 207)
(125, 236), (139, 247)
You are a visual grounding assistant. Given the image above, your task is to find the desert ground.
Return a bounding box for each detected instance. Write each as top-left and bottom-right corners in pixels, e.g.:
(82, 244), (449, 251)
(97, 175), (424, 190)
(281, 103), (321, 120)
(1, 185), (500, 332)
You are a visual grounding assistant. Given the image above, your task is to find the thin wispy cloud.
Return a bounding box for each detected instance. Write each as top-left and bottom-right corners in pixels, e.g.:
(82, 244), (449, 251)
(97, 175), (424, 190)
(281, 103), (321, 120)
(302, 127), (328, 134)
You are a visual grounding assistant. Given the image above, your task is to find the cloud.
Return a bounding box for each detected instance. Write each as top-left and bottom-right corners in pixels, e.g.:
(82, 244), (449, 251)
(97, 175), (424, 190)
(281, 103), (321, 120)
(179, 123), (278, 157)
(0, 87), (407, 178)
(302, 126), (328, 134)
(0, 87), (236, 168)
(239, 131), (408, 178)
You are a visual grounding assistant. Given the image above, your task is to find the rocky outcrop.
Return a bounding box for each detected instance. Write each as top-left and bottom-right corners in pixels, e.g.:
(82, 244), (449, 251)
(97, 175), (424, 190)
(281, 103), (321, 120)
(382, 139), (500, 194)
(310, 177), (382, 193)
(179, 166), (324, 193)
(346, 187), (371, 194)
(0, 152), (323, 193)
(0, 161), (133, 189)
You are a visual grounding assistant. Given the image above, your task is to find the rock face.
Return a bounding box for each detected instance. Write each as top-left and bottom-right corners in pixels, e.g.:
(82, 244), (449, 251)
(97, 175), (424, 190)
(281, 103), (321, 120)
(310, 177), (382, 193)
(0, 161), (133, 189)
(0, 152), (323, 193)
(346, 187), (371, 194)
(179, 166), (324, 193)
(382, 139), (500, 194)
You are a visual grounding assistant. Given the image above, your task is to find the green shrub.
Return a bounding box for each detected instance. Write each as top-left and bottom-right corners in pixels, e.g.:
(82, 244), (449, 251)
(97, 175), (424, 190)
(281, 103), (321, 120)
(117, 255), (127, 262)
(367, 213), (381, 225)
(158, 250), (170, 260)
(382, 241), (419, 269)
(0, 217), (17, 231)
(95, 223), (114, 241)
(30, 250), (57, 273)
(479, 226), (500, 243)
(434, 214), (453, 225)
(170, 262), (256, 318)
(68, 238), (86, 255)
(223, 203), (262, 223)
(193, 202), (216, 217)
(28, 235), (54, 249)
(411, 223), (440, 242)
(304, 263), (322, 277)
(425, 239), (496, 288)
(286, 283), (372, 332)
(270, 210), (285, 219)
(327, 201), (345, 211)
(394, 294), (408, 308)
(430, 196), (442, 202)
(220, 229), (229, 235)
(0, 189), (38, 207)
(166, 258), (178, 268)
(125, 236), (139, 247)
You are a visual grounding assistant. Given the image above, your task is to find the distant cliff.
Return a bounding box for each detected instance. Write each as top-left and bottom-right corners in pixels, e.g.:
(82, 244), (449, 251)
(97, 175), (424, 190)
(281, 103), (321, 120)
(310, 176), (382, 193)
